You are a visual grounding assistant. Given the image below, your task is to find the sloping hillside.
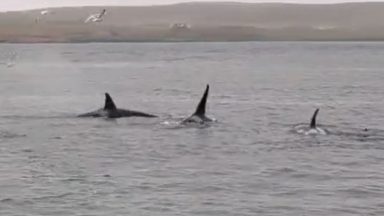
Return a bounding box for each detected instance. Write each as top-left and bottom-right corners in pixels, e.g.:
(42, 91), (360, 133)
(1, 2), (384, 42)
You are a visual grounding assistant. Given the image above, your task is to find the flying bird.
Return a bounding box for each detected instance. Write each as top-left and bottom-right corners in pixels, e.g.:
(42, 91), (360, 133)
(40, 10), (50, 15)
(35, 10), (52, 23)
(84, 9), (107, 23)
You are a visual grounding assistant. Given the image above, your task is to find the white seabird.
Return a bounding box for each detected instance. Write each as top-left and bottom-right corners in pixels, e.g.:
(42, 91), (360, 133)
(84, 9), (107, 23)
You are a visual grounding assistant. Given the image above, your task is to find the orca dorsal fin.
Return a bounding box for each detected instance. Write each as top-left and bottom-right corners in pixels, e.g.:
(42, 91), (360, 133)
(104, 93), (117, 110)
(310, 108), (319, 128)
(100, 9), (106, 16)
(193, 84), (209, 116)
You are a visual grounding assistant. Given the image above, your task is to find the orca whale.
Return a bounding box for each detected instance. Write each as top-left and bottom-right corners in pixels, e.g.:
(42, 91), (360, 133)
(294, 108), (327, 135)
(304, 108), (327, 135)
(78, 93), (157, 118)
(182, 85), (213, 124)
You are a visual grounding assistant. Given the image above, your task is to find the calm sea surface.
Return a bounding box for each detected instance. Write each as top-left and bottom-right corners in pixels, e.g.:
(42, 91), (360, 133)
(0, 42), (384, 215)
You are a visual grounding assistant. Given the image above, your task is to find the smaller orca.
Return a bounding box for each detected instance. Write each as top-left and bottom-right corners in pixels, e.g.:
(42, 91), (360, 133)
(305, 108), (327, 135)
(295, 108), (327, 135)
(78, 93), (157, 118)
(182, 84), (213, 124)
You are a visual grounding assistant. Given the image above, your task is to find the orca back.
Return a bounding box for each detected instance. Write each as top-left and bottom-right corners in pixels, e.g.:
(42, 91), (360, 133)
(310, 108), (319, 129)
(193, 85), (209, 117)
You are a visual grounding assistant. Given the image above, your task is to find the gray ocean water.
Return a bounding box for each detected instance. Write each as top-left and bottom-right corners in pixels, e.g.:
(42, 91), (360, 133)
(0, 42), (384, 215)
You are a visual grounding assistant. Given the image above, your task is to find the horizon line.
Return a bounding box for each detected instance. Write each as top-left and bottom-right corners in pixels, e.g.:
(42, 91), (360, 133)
(1, 1), (381, 13)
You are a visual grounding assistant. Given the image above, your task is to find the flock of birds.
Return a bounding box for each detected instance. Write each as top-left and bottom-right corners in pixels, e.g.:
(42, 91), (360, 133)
(2, 9), (107, 66)
(35, 8), (107, 23)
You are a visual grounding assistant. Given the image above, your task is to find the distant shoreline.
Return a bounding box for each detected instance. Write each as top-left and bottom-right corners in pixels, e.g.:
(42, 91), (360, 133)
(2, 39), (384, 44)
(2, 2), (384, 42)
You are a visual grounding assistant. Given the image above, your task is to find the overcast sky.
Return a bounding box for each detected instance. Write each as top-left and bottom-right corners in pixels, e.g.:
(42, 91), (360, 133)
(0, 0), (380, 11)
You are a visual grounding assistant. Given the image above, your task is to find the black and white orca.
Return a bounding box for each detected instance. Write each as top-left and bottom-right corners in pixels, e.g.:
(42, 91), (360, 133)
(296, 108), (327, 135)
(78, 93), (157, 118)
(182, 85), (213, 124)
